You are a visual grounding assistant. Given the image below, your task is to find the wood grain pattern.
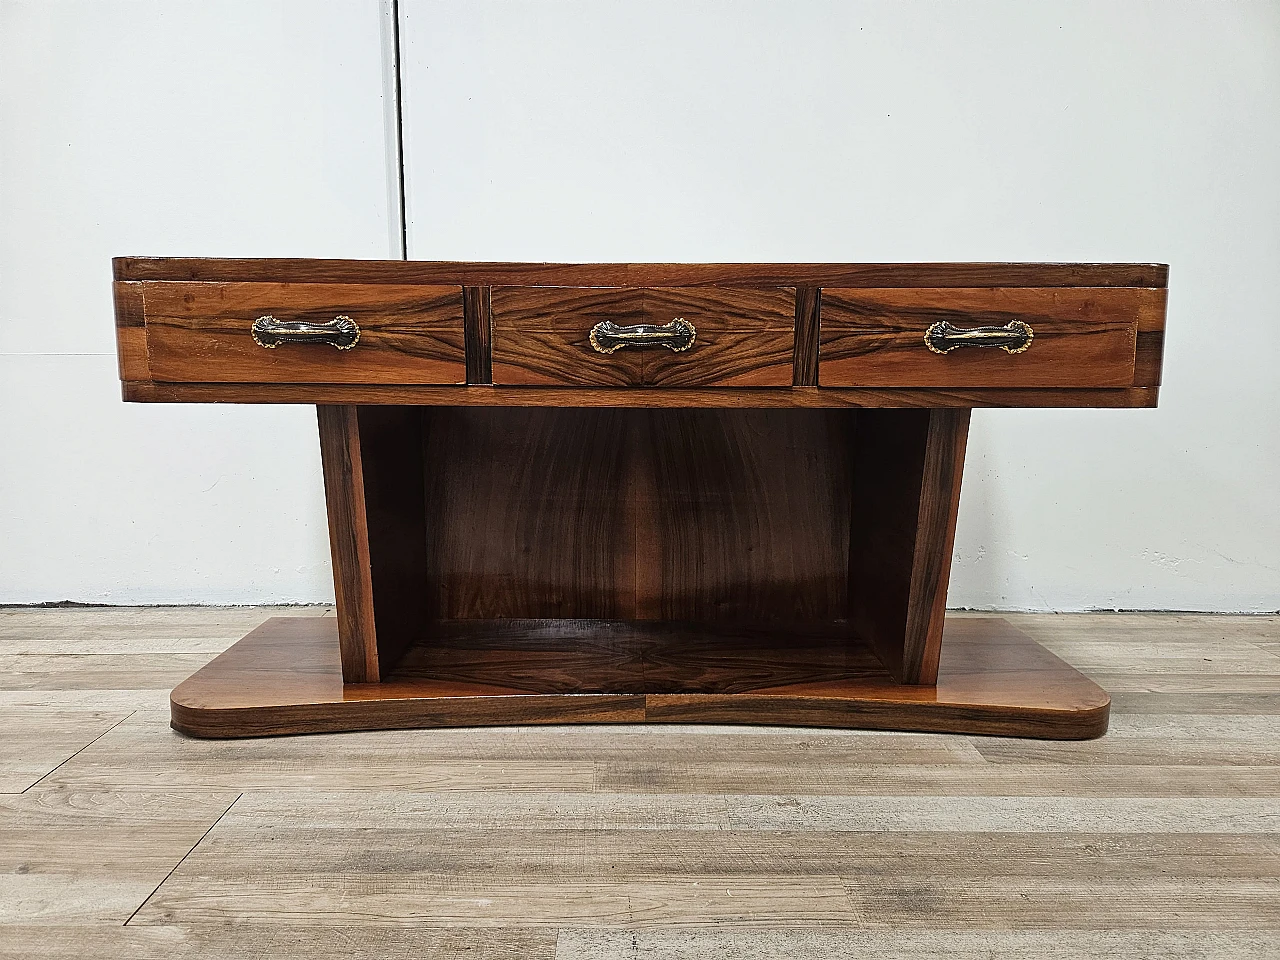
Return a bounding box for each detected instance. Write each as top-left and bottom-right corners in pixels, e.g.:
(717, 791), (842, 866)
(793, 286), (820, 386)
(847, 409), (970, 684)
(640, 409), (852, 621)
(114, 257), (1169, 289)
(491, 286), (796, 387)
(820, 287), (1156, 387)
(0, 710), (127, 792)
(116, 263), (1167, 399)
(0, 653), (222, 691)
(420, 407), (637, 620)
(0, 789), (240, 925)
(463, 285), (493, 384)
(110, 281), (149, 382)
(417, 408), (851, 622)
(846, 407), (925, 681)
(167, 615), (1110, 739)
(317, 406), (432, 682)
(120, 381), (1162, 408)
(906, 409), (971, 683)
(8, 606), (1278, 952)
(0, 925), (556, 959)
(142, 282), (465, 384)
(105, 260), (1173, 759)
(351, 406), (429, 677)
(315, 405), (377, 682)
(1133, 331), (1165, 386)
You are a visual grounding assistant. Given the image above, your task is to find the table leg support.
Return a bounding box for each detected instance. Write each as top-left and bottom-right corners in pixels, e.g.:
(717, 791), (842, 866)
(317, 404), (428, 682)
(848, 408), (971, 684)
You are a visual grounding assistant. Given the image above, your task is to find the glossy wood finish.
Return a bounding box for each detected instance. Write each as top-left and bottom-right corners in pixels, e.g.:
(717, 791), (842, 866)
(395, 620), (885, 694)
(317, 405), (429, 682)
(168, 615), (1109, 739)
(907, 409), (971, 681)
(820, 287), (1161, 387)
(416, 407), (851, 623)
(115, 260), (1169, 402)
(138, 281), (466, 384)
(111, 281), (148, 381)
(793, 286), (821, 386)
(491, 287), (796, 386)
(420, 407), (635, 621)
(207, 402), (1105, 740)
(1133, 287), (1169, 386)
(315, 405), (377, 682)
(848, 409), (970, 685)
(109, 260), (1171, 741)
(462, 285), (493, 384)
(121, 381), (1162, 408)
(347, 406), (430, 677)
(115, 257), (1169, 288)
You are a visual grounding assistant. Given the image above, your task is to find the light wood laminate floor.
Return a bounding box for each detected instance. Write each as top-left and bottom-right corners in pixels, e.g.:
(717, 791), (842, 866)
(0, 607), (1277, 958)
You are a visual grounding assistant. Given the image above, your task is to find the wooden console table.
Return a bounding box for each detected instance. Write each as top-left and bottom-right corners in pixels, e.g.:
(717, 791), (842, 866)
(113, 259), (1167, 739)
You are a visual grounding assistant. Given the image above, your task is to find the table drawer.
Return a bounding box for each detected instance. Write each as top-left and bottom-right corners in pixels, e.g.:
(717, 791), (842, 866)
(140, 282), (466, 384)
(820, 288), (1156, 388)
(491, 287), (796, 387)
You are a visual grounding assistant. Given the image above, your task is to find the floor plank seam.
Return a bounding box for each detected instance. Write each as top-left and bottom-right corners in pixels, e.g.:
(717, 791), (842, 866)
(18, 709), (136, 794)
(122, 791), (243, 927)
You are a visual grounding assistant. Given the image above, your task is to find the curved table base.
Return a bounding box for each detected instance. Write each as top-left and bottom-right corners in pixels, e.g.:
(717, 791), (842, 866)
(171, 616), (1109, 740)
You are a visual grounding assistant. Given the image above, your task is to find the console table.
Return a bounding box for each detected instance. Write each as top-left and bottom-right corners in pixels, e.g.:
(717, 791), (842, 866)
(113, 259), (1167, 739)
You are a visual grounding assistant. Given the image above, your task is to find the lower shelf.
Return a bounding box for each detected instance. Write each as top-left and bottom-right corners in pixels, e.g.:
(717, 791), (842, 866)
(170, 617), (1109, 739)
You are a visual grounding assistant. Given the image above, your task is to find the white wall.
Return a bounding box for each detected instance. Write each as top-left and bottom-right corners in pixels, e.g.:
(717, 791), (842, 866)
(2, 1), (1277, 611)
(400, 0), (1280, 611)
(0, 0), (396, 602)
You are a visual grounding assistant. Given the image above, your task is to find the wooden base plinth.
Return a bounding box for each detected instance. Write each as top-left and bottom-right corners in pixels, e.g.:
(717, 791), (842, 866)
(170, 616), (1109, 740)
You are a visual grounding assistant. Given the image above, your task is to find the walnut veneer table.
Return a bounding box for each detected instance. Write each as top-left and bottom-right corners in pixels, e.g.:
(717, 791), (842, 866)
(113, 259), (1168, 739)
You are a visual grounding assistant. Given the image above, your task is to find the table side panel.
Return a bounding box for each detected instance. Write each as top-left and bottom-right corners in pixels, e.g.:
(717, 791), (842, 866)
(112, 280), (150, 381)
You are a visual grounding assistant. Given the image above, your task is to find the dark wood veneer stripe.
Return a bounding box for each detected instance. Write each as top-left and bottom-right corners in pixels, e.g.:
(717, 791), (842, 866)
(1133, 330), (1165, 386)
(463, 286), (493, 384)
(793, 287), (820, 387)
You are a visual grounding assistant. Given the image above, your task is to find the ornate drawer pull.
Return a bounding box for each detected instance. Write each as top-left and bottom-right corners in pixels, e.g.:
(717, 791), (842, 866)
(589, 318), (696, 354)
(924, 319), (1033, 355)
(251, 315), (360, 350)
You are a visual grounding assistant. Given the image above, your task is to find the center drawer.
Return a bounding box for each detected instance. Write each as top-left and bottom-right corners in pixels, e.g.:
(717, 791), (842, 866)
(491, 286), (797, 387)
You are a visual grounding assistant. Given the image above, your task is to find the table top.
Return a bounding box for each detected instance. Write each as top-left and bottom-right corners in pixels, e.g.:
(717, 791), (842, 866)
(114, 258), (1168, 289)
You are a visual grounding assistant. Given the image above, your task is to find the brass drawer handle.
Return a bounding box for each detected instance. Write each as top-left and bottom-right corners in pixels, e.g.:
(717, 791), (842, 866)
(251, 315), (360, 350)
(589, 318), (696, 354)
(924, 319), (1033, 355)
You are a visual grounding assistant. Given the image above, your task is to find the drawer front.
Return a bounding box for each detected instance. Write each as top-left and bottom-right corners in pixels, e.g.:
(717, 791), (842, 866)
(491, 287), (796, 387)
(142, 282), (466, 384)
(820, 288), (1154, 388)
